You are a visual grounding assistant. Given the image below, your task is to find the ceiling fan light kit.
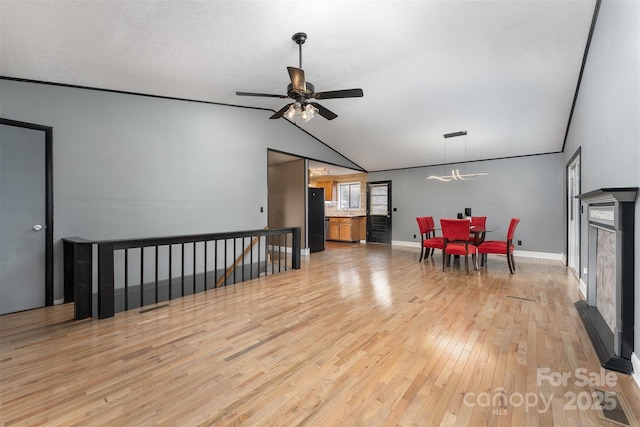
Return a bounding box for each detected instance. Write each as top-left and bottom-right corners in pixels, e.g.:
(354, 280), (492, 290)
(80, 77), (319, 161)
(285, 102), (318, 122)
(427, 131), (488, 182)
(236, 32), (363, 122)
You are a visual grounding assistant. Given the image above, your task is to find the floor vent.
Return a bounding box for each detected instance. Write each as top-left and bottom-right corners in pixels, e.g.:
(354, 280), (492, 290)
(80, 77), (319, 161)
(506, 295), (536, 302)
(596, 389), (639, 427)
(138, 304), (170, 314)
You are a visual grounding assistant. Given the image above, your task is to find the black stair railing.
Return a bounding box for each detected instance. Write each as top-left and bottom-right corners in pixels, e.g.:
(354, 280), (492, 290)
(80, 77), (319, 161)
(63, 227), (301, 320)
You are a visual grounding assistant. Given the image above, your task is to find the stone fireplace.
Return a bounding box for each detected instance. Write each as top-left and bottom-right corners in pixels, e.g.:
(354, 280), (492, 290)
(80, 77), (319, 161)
(576, 188), (636, 374)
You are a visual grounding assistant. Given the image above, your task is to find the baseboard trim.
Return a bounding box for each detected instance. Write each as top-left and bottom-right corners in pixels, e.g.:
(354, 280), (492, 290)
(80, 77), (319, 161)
(578, 278), (587, 298)
(392, 240), (421, 248)
(512, 250), (564, 260)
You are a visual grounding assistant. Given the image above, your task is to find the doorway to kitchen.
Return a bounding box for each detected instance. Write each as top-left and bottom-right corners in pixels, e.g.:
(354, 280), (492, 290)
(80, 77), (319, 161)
(267, 150), (367, 253)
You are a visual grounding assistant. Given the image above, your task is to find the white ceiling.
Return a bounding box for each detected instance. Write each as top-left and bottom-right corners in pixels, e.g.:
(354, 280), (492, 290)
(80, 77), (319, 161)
(0, 0), (596, 172)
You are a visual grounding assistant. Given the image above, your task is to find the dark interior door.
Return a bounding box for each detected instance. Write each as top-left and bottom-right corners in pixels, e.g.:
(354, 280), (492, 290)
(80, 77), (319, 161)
(366, 181), (391, 244)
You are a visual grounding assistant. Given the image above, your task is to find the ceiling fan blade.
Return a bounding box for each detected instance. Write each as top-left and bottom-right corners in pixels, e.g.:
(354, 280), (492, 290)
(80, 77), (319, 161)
(309, 102), (338, 120)
(269, 103), (293, 119)
(287, 67), (306, 93)
(312, 88), (364, 100)
(236, 91), (289, 99)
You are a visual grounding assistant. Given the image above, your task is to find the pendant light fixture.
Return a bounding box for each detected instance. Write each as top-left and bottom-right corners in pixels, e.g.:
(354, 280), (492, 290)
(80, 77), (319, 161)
(427, 131), (488, 181)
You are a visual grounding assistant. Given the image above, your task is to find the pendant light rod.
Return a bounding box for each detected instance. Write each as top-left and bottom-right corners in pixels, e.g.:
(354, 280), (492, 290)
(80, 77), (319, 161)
(444, 130), (467, 138)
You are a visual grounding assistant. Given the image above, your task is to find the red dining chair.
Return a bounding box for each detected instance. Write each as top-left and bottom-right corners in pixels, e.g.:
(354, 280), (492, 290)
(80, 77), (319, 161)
(416, 216), (444, 261)
(468, 216), (487, 244)
(425, 216), (444, 258)
(441, 219), (478, 274)
(416, 217), (429, 261)
(477, 218), (520, 274)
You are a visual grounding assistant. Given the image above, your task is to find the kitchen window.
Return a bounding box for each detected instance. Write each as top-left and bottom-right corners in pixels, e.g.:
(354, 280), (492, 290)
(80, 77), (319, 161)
(338, 182), (361, 210)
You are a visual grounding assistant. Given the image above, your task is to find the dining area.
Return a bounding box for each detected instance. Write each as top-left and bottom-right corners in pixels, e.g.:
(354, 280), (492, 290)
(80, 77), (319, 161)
(416, 210), (520, 275)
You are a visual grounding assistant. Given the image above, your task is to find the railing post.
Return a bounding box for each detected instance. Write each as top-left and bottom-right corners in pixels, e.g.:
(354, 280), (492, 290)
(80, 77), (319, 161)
(292, 227), (301, 270)
(98, 243), (115, 319)
(62, 237), (93, 320)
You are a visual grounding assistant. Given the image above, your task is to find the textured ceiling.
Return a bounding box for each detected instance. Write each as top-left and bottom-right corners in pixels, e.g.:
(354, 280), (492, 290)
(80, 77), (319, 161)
(0, 0), (596, 172)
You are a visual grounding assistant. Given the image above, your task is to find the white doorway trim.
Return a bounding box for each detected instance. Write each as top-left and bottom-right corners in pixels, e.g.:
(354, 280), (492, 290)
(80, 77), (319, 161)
(566, 148), (581, 287)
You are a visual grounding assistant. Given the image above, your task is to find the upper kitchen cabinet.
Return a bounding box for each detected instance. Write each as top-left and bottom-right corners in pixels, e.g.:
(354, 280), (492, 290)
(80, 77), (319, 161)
(319, 181), (333, 201)
(309, 180), (334, 201)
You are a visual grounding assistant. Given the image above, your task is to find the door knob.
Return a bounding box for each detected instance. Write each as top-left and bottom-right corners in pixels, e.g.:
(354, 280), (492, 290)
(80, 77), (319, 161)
(32, 224), (43, 231)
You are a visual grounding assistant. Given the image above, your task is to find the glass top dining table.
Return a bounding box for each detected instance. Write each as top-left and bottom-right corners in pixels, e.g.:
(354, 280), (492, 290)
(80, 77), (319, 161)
(469, 225), (499, 245)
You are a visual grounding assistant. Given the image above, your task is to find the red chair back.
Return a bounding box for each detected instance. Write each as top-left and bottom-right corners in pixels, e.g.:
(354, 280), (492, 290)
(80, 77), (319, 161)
(417, 216), (443, 262)
(470, 216), (487, 227)
(426, 216), (435, 231)
(441, 219), (471, 242)
(507, 218), (520, 240)
(441, 219), (477, 274)
(477, 217), (520, 274)
(416, 217), (429, 235)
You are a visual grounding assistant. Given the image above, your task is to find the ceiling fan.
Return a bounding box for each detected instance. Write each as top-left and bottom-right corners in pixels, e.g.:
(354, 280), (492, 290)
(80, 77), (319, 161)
(236, 32), (364, 121)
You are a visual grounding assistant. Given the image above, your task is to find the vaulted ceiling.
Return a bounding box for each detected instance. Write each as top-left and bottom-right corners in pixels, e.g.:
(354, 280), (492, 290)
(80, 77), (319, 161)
(0, 0), (597, 172)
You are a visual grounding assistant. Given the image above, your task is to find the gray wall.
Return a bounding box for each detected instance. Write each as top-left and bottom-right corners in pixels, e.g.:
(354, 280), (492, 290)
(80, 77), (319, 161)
(0, 79), (361, 300)
(369, 153), (565, 254)
(563, 1), (640, 359)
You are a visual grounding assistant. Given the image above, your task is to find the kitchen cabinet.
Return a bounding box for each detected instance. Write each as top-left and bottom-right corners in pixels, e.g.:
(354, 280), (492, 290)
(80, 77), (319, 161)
(327, 217), (362, 242)
(310, 181), (333, 201)
(321, 181), (333, 201)
(339, 221), (354, 241)
(328, 219), (340, 241)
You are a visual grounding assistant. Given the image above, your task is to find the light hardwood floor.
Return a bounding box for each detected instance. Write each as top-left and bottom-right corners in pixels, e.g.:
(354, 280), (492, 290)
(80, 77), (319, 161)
(1, 242), (639, 426)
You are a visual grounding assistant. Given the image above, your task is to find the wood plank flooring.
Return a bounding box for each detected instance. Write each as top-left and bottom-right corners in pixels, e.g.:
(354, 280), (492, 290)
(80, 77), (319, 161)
(2, 242), (640, 426)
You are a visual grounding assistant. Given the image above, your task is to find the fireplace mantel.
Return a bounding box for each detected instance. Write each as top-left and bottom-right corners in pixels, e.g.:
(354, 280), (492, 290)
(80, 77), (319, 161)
(576, 187), (637, 374)
(578, 187), (638, 204)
